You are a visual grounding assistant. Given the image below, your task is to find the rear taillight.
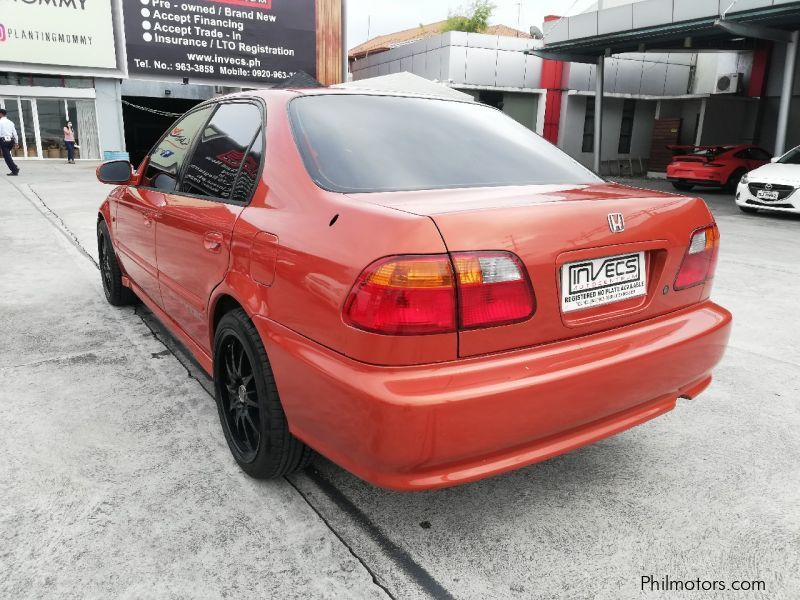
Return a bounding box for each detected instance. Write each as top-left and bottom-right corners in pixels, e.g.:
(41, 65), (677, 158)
(674, 225), (720, 290)
(343, 255), (456, 335)
(452, 252), (535, 329)
(344, 252), (535, 335)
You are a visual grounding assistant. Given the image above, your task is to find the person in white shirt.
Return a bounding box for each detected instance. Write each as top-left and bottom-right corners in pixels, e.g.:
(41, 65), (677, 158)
(0, 108), (20, 176)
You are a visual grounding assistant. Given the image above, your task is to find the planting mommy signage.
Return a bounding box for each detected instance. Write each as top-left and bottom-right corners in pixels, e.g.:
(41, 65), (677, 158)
(0, 0), (117, 69)
(123, 0), (318, 86)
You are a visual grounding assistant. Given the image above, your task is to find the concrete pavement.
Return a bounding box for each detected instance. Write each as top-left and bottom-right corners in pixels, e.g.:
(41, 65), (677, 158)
(0, 165), (387, 600)
(1, 162), (798, 599)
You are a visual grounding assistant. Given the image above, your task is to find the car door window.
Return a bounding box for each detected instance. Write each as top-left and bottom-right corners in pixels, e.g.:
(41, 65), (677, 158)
(180, 102), (263, 202)
(749, 148), (772, 161)
(143, 107), (213, 192)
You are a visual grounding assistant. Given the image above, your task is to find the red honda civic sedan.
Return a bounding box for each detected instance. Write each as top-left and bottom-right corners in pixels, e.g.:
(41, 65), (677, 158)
(95, 90), (731, 491)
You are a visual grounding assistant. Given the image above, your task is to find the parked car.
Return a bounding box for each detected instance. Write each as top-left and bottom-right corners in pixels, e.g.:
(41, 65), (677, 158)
(666, 144), (771, 191)
(95, 90), (732, 491)
(735, 144), (800, 215)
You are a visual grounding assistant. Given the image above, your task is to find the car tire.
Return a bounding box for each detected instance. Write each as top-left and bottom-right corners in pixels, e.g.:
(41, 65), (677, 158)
(213, 308), (312, 479)
(671, 182), (694, 191)
(738, 205), (759, 215)
(727, 169), (747, 192)
(97, 220), (138, 306)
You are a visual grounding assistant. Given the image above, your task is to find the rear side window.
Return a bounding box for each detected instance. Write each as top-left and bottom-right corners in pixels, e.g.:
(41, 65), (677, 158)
(230, 131), (264, 203)
(181, 102), (263, 201)
(144, 107), (213, 192)
(289, 94), (601, 193)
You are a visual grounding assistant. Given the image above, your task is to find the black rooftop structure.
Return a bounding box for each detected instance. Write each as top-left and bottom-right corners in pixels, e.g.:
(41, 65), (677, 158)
(271, 71), (324, 90)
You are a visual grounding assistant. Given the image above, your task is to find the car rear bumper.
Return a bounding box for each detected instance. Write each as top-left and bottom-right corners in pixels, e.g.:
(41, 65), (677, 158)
(256, 301), (732, 491)
(667, 175), (724, 186)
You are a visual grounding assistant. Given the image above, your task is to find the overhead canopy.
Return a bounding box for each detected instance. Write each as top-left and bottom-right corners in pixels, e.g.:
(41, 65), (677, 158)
(537, 0), (800, 157)
(333, 72), (475, 102)
(539, 0), (800, 60)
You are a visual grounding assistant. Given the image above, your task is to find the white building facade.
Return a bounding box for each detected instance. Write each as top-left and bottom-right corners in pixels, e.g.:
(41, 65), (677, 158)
(350, 4), (799, 174)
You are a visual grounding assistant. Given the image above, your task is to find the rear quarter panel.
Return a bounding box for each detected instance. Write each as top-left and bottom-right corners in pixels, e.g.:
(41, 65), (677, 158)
(214, 93), (456, 366)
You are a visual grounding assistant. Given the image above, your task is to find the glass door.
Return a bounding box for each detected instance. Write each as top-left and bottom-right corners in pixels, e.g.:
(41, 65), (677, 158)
(36, 98), (68, 160)
(21, 99), (39, 158)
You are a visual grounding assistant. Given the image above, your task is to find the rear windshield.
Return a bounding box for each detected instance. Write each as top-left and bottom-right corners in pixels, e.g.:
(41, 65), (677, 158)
(288, 94), (601, 193)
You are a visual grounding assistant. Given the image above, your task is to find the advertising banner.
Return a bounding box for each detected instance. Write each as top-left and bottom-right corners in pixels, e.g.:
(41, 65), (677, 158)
(124, 0), (317, 86)
(0, 0), (117, 69)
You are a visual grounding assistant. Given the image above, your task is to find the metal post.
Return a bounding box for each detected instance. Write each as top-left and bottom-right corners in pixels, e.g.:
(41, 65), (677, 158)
(775, 30), (798, 156)
(695, 98), (707, 146)
(341, 0), (348, 83)
(593, 54), (604, 174)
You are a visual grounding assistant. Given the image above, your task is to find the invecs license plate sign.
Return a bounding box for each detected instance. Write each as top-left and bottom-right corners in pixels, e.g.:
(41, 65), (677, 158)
(561, 252), (647, 313)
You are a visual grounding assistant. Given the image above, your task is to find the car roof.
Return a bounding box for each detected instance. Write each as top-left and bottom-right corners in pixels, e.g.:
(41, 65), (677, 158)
(222, 86), (474, 104)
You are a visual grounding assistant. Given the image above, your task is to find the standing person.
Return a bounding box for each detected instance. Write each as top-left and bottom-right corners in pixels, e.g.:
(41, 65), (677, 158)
(64, 121), (76, 164)
(0, 108), (20, 176)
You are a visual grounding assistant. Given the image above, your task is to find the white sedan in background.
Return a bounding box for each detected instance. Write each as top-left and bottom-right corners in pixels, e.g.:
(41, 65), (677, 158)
(736, 145), (800, 215)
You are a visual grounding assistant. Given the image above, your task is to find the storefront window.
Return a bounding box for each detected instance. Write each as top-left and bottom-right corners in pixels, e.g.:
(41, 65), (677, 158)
(0, 73), (94, 88)
(0, 73), (23, 86)
(31, 75), (64, 88)
(67, 99), (100, 160)
(0, 95), (100, 160)
(64, 78), (94, 89)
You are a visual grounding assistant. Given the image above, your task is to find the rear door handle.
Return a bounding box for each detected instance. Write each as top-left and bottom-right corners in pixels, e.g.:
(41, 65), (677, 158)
(203, 231), (225, 253)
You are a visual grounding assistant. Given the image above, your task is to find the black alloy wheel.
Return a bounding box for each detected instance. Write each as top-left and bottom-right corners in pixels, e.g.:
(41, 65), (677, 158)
(97, 220), (137, 306)
(213, 309), (311, 478)
(100, 234), (114, 297)
(218, 333), (261, 462)
(727, 169), (747, 192)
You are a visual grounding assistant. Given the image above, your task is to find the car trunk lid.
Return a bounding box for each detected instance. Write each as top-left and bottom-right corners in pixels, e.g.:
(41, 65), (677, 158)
(672, 155), (709, 164)
(348, 182), (715, 358)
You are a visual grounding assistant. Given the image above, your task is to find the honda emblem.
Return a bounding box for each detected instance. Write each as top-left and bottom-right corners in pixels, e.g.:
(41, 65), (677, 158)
(607, 213), (625, 233)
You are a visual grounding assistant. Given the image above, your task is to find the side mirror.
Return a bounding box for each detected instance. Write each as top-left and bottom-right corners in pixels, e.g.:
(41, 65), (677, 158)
(96, 160), (132, 184)
(770, 156), (780, 163)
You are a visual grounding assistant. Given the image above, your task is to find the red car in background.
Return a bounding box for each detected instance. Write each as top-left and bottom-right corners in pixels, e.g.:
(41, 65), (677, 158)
(666, 144), (772, 192)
